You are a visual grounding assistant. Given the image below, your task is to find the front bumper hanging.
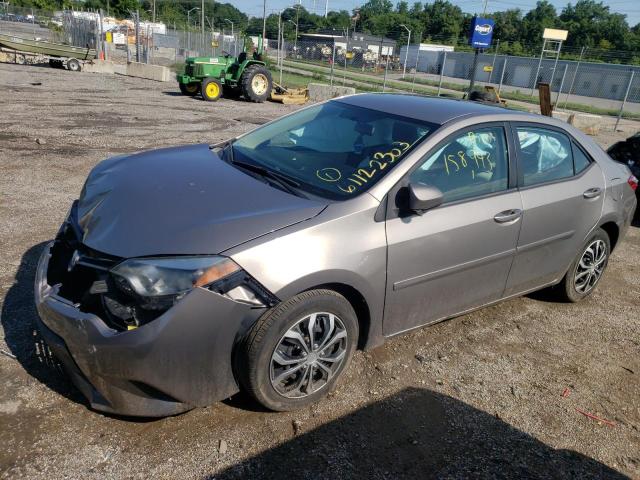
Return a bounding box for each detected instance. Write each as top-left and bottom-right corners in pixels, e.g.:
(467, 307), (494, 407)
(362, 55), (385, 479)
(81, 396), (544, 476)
(34, 242), (265, 417)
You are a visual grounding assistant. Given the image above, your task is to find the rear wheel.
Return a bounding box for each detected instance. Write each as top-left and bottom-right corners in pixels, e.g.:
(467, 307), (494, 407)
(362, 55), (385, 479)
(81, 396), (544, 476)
(240, 64), (272, 103)
(201, 77), (222, 102)
(67, 58), (81, 72)
(238, 290), (358, 411)
(556, 228), (610, 302)
(179, 82), (200, 96)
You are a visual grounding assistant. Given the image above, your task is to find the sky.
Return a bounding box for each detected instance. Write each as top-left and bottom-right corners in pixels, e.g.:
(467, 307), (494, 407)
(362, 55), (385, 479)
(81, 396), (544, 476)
(226, 0), (640, 27)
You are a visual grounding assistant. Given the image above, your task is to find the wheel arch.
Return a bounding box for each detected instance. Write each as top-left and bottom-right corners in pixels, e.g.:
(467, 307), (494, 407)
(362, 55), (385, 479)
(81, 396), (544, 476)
(301, 282), (372, 350)
(599, 221), (620, 252)
(272, 270), (385, 351)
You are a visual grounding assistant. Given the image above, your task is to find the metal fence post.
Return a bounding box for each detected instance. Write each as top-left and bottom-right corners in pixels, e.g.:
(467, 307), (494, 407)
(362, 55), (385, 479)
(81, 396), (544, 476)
(411, 46), (421, 92)
(279, 24), (284, 86)
(330, 42), (336, 87)
(563, 46), (585, 110)
(615, 70), (634, 132)
(498, 57), (507, 94)
(490, 39), (499, 83)
(382, 51), (389, 91)
(554, 63), (568, 106)
(437, 51), (447, 96)
(530, 44), (544, 97)
(134, 10), (140, 63)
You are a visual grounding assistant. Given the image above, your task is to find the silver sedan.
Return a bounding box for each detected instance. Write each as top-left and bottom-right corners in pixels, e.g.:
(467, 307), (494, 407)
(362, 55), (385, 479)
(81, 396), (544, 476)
(35, 94), (637, 416)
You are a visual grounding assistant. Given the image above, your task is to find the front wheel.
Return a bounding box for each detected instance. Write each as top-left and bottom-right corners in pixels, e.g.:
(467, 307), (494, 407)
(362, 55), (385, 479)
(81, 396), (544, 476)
(201, 77), (222, 102)
(238, 290), (358, 411)
(557, 228), (610, 302)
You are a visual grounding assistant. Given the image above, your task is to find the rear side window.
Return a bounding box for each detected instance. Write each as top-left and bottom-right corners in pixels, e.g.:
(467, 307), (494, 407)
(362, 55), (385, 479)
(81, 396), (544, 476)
(410, 126), (509, 203)
(516, 127), (573, 186)
(572, 143), (592, 173)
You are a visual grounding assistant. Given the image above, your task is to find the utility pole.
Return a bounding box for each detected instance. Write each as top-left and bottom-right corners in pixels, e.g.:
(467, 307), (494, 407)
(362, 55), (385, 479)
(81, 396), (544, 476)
(287, 18), (298, 55)
(325, 0), (328, 18)
(400, 23), (411, 79)
(225, 19), (234, 56)
(262, 0), (267, 43)
(201, 0), (205, 50)
(152, 0), (155, 23)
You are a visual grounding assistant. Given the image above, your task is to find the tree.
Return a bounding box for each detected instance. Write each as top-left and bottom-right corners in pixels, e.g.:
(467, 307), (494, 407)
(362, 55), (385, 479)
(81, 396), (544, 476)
(560, 0), (629, 50)
(491, 9), (523, 43)
(422, 0), (465, 42)
(522, 0), (558, 45)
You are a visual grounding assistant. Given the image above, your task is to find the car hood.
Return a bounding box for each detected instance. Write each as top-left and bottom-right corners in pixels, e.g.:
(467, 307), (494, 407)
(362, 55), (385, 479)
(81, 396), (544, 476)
(76, 144), (326, 258)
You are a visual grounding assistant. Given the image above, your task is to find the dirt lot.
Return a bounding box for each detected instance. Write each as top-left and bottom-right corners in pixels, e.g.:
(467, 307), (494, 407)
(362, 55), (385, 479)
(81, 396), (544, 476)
(0, 62), (638, 479)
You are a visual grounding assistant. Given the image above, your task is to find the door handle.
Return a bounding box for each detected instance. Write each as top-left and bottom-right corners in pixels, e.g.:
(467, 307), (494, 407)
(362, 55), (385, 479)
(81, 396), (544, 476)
(494, 209), (522, 223)
(583, 187), (602, 199)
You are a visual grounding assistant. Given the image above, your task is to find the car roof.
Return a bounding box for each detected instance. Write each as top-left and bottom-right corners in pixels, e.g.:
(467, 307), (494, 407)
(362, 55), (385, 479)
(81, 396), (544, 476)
(335, 93), (536, 125)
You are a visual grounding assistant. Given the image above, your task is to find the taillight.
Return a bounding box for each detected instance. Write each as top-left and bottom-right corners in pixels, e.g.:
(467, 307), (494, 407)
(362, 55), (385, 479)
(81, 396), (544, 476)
(629, 175), (638, 191)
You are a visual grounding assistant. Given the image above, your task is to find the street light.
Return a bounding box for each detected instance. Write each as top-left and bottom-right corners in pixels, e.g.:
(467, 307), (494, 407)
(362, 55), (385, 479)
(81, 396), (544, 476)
(187, 7), (200, 52)
(224, 18), (235, 56)
(400, 24), (411, 79)
(287, 19), (298, 55)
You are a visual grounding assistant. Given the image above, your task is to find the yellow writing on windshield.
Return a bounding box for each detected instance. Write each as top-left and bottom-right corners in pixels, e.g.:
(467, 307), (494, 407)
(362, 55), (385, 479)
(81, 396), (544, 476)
(316, 141), (412, 194)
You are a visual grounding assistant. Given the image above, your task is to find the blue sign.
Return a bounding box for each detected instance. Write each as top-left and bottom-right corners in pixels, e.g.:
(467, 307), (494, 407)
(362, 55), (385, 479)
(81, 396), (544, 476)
(470, 17), (494, 49)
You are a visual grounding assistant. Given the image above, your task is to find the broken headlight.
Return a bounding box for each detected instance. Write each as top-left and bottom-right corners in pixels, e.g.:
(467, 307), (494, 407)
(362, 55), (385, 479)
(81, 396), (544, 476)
(111, 256), (240, 297)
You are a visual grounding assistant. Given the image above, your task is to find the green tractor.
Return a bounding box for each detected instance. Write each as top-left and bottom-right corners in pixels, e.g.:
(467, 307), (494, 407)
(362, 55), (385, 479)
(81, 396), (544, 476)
(176, 35), (273, 103)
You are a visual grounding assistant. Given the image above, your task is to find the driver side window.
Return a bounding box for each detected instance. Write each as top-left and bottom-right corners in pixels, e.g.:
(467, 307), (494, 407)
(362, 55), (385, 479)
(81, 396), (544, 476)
(409, 126), (509, 203)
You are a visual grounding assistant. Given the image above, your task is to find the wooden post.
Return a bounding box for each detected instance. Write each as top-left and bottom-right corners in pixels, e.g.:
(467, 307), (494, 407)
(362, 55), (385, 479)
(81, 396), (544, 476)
(538, 82), (552, 117)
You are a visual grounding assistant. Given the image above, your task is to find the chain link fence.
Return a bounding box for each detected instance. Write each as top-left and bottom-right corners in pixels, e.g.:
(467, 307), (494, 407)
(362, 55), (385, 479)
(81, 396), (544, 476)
(1, 7), (639, 129)
(272, 37), (640, 111)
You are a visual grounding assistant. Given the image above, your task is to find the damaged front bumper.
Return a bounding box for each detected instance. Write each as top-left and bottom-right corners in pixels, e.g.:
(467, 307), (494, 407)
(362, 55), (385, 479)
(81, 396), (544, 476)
(34, 242), (265, 417)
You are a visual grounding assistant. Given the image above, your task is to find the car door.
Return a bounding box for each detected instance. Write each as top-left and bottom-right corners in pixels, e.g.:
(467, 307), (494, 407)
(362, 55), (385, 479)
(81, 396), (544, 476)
(504, 123), (606, 296)
(383, 123), (523, 336)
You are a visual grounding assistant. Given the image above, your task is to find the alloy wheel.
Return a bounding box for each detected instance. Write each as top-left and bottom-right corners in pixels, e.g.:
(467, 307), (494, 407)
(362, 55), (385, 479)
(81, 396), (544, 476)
(574, 239), (607, 294)
(270, 312), (347, 398)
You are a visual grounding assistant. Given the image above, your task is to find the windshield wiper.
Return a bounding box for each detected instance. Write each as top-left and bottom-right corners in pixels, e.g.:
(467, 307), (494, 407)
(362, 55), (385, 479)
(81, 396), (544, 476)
(230, 158), (304, 196)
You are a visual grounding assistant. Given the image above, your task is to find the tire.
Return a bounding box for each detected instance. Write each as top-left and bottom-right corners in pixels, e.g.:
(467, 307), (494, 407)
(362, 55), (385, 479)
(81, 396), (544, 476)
(67, 58), (81, 72)
(179, 82), (200, 96)
(238, 289), (358, 411)
(556, 228), (610, 302)
(201, 77), (222, 102)
(240, 64), (272, 103)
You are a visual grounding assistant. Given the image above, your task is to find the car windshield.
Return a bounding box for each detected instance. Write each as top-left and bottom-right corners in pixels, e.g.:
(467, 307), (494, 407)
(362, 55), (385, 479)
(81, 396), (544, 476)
(230, 101), (437, 200)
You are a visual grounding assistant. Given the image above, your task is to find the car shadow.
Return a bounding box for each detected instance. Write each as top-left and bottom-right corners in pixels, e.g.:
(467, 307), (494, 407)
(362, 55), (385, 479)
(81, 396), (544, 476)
(0, 242), (86, 407)
(162, 91), (187, 97)
(210, 387), (628, 479)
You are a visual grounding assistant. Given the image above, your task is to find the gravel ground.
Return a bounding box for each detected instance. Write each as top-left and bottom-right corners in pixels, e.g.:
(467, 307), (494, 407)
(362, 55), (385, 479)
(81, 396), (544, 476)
(0, 62), (638, 479)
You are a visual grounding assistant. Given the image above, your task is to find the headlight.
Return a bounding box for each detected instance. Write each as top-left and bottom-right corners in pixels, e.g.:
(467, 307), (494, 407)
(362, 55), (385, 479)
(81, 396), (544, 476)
(111, 256), (240, 297)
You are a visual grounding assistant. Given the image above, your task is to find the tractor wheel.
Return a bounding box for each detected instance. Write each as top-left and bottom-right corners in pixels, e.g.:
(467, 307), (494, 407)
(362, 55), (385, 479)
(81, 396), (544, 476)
(240, 64), (272, 103)
(201, 77), (223, 102)
(67, 58), (81, 72)
(179, 82), (200, 96)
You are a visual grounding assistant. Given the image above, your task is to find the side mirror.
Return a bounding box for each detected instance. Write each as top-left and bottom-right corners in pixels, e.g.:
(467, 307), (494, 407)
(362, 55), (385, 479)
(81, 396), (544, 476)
(408, 183), (443, 214)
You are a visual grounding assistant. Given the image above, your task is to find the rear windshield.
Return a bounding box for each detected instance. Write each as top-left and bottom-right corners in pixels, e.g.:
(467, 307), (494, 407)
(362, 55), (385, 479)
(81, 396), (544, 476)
(232, 101), (436, 200)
